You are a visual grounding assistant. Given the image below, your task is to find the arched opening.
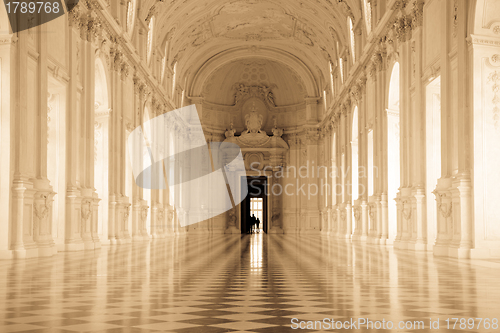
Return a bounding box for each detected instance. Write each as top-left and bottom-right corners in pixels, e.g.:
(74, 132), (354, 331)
(143, 106), (153, 235)
(367, 129), (374, 197)
(387, 62), (400, 243)
(125, 127), (134, 234)
(332, 132), (337, 206)
(363, 0), (372, 35)
(147, 16), (155, 65)
(426, 76), (441, 246)
(351, 107), (359, 235)
(94, 58), (110, 243)
(351, 107), (359, 202)
(126, 0), (136, 36)
(47, 76), (67, 245)
(348, 17), (356, 63)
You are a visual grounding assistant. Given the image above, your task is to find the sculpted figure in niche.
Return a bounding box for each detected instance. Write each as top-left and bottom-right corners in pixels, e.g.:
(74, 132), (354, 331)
(225, 122), (236, 138)
(267, 91), (276, 106)
(234, 83), (249, 105)
(258, 85), (276, 107)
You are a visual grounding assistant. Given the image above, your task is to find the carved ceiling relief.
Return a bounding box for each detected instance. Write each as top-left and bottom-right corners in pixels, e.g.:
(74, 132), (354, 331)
(234, 84), (277, 108)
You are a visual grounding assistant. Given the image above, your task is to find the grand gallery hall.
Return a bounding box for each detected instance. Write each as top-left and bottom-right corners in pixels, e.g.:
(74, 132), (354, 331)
(0, 0), (500, 332)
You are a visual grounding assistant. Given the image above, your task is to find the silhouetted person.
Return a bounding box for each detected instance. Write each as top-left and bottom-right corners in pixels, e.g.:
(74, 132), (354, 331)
(250, 214), (257, 234)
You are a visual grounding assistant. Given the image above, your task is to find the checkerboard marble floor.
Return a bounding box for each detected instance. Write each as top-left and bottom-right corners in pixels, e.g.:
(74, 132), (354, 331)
(1, 234), (500, 333)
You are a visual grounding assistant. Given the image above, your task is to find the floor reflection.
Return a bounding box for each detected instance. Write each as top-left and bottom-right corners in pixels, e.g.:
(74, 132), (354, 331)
(0, 235), (499, 332)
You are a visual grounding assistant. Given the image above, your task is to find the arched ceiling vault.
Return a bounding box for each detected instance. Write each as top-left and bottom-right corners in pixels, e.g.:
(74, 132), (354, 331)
(140, 0), (363, 101)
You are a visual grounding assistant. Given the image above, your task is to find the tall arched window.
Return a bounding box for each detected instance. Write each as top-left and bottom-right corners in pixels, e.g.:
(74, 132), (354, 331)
(126, 0), (136, 36)
(339, 57), (344, 83)
(147, 16), (155, 64)
(323, 90), (328, 113)
(329, 61), (335, 96)
(143, 106), (153, 234)
(161, 43), (168, 84)
(351, 107), (359, 202)
(363, 0), (372, 35)
(332, 132), (337, 207)
(172, 61), (177, 96)
(348, 17), (356, 63)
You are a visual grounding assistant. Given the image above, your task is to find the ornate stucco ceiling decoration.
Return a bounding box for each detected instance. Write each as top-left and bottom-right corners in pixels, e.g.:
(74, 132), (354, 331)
(202, 59), (306, 107)
(141, 0), (362, 100)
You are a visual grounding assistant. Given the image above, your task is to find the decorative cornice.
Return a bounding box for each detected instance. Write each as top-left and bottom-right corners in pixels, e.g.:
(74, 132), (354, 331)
(74, 0), (176, 111)
(468, 35), (500, 48)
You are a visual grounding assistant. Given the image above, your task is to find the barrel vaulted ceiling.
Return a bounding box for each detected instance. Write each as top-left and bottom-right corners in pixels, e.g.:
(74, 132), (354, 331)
(139, 0), (363, 103)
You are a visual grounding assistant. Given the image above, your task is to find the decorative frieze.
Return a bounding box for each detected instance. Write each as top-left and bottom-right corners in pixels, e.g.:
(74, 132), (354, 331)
(411, 0), (424, 28)
(487, 71), (500, 129)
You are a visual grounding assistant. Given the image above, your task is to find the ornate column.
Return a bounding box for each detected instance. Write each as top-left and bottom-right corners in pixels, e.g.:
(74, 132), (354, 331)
(345, 202), (352, 239)
(413, 187), (426, 250)
(140, 203), (150, 239)
(33, 192), (57, 256)
(225, 207), (240, 234)
(80, 197), (94, 249)
(380, 193), (388, 245)
(64, 8), (85, 251)
(132, 199), (146, 241)
(91, 194), (101, 248)
(361, 201), (368, 241)
(283, 134), (299, 234)
(269, 168), (284, 234)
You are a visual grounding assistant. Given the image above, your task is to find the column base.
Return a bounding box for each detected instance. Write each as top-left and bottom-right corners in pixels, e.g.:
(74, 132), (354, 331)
(434, 244), (471, 258)
(37, 244), (58, 257)
(393, 240), (406, 249)
(63, 242), (85, 252)
(268, 227), (284, 234)
(83, 240), (95, 250)
(411, 242), (427, 251)
(352, 233), (362, 241)
(0, 250), (14, 260)
(225, 226), (240, 234)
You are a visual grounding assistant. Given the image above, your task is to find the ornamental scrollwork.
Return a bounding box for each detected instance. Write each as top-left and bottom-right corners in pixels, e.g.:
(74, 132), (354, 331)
(123, 204), (131, 223)
(353, 206), (361, 221)
(141, 206), (149, 222)
(402, 200), (412, 220)
(34, 196), (50, 221)
(340, 209), (346, 221)
(81, 199), (92, 222)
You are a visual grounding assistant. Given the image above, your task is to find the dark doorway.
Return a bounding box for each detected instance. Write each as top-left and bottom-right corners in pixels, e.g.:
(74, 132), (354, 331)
(241, 176), (268, 234)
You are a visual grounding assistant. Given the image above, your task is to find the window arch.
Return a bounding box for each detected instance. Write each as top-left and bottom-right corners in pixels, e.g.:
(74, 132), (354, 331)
(363, 0), (372, 35)
(147, 16), (155, 64)
(339, 57), (344, 83)
(126, 0), (136, 36)
(172, 61), (177, 96)
(329, 61), (335, 96)
(348, 17), (356, 63)
(351, 106), (359, 202)
(161, 43), (169, 84)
